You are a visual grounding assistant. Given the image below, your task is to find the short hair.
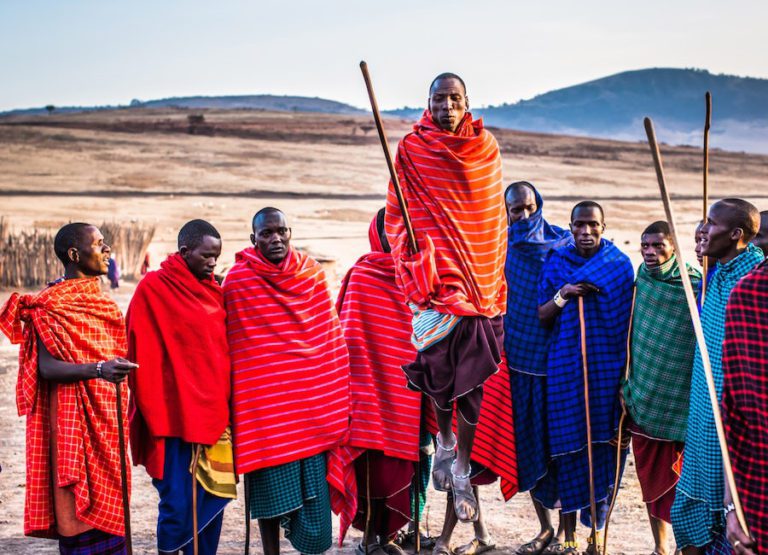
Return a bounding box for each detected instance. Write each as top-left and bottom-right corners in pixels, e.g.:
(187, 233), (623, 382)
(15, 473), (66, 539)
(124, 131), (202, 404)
(642, 220), (671, 237)
(251, 207), (283, 231)
(429, 73), (467, 96)
(570, 201), (605, 222)
(505, 181), (536, 201)
(53, 222), (93, 265)
(714, 198), (760, 241)
(178, 219), (220, 250)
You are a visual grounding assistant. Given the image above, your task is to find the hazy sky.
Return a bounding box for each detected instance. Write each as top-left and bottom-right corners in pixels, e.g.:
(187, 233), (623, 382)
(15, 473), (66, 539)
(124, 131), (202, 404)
(2, 0), (766, 112)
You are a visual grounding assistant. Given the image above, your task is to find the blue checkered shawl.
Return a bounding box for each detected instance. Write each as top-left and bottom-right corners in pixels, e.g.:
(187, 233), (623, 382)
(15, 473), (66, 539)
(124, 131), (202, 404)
(504, 186), (572, 376)
(672, 243), (764, 548)
(538, 240), (634, 455)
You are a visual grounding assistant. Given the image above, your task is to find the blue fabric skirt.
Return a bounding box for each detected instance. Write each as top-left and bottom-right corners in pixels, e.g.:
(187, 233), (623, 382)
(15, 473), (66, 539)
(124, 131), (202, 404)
(509, 369), (548, 492)
(152, 438), (230, 554)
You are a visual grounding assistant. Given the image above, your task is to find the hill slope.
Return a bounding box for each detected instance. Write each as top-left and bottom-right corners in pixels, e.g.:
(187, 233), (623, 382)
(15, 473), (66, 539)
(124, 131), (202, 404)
(387, 68), (768, 153)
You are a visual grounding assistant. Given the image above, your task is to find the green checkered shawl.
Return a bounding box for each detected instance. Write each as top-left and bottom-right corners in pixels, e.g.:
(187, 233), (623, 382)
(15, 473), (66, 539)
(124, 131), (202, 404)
(623, 256), (701, 442)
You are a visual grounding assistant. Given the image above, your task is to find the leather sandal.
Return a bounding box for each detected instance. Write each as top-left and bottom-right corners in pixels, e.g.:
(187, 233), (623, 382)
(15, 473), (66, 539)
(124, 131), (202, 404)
(431, 433), (456, 492)
(450, 461), (478, 523)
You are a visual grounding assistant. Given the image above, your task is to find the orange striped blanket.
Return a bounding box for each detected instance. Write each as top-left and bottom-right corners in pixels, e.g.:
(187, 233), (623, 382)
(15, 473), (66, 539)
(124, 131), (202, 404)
(385, 110), (507, 318)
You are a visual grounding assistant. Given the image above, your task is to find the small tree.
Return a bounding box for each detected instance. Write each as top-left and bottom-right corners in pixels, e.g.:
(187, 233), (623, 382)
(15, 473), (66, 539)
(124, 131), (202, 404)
(45, 105), (55, 115)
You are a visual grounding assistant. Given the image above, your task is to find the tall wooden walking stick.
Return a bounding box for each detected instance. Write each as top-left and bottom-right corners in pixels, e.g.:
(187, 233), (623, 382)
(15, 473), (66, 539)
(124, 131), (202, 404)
(701, 91), (712, 304)
(115, 383), (133, 555)
(244, 475), (251, 555)
(644, 116), (750, 537)
(413, 455), (421, 554)
(578, 297), (599, 549)
(602, 288), (636, 554)
(191, 444), (202, 555)
(359, 60), (418, 254)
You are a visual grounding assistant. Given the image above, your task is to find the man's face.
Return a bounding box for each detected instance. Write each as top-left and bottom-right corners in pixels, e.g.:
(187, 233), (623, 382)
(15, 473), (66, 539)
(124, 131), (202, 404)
(694, 223), (705, 265)
(752, 214), (768, 257)
(181, 235), (222, 280)
(700, 204), (742, 260)
(640, 232), (674, 269)
(570, 206), (605, 257)
(428, 78), (468, 133)
(251, 211), (290, 264)
(506, 187), (537, 224)
(71, 226), (111, 276)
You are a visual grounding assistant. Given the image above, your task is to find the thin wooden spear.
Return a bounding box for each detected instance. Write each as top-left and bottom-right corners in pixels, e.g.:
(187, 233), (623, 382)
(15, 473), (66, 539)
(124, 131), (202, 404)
(191, 444), (202, 555)
(644, 116), (750, 536)
(578, 297), (599, 549)
(602, 288), (636, 554)
(359, 61), (418, 254)
(701, 91), (712, 304)
(115, 383), (133, 555)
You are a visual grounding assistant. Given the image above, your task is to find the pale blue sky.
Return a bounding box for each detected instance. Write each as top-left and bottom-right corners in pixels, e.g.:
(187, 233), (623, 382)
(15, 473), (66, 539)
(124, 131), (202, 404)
(1, 0), (766, 112)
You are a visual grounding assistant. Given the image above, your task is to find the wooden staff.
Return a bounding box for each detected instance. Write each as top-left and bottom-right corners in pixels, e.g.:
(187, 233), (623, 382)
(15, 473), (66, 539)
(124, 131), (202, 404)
(115, 382), (133, 555)
(364, 452), (372, 555)
(413, 455), (421, 555)
(191, 444), (202, 555)
(701, 91), (712, 304)
(602, 287), (636, 554)
(244, 476), (251, 555)
(578, 297), (599, 548)
(644, 116), (750, 536)
(359, 61), (418, 254)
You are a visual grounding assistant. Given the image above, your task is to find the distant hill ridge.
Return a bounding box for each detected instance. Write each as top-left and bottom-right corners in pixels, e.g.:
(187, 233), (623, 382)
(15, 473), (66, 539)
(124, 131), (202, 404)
(3, 68), (767, 153)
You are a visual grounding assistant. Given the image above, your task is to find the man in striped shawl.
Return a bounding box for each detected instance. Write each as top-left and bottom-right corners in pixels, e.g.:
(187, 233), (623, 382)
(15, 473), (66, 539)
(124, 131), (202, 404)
(621, 221), (701, 555)
(224, 207), (350, 555)
(385, 73), (507, 525)
(671, 199), (764, 555)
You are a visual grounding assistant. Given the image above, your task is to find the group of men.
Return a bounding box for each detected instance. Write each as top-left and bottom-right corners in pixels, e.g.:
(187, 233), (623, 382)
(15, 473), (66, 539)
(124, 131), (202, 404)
(2, 72), (768, 555)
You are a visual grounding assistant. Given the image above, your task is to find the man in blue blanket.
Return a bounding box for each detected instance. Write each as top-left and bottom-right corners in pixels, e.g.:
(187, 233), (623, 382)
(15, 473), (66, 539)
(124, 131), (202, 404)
(534, 201), (634, 555)
(504, 181), (570, 555)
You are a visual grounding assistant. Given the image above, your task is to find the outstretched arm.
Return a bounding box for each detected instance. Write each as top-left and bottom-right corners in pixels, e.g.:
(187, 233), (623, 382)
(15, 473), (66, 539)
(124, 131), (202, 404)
(37, 338), (138, 383)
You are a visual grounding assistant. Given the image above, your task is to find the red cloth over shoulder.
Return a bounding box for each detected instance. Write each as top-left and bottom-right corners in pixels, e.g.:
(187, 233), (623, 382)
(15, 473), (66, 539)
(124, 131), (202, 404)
(0, 278), (129, 538)
(722, 260), (768, 550)
(224, 247), (350, 474)
(328, 217), (424, 541)
(385, 110), (507, 318)
(126, 253), (231, 479)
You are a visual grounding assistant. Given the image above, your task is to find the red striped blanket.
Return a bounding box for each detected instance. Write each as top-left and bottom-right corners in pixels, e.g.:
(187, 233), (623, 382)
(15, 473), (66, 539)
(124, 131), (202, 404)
(385, 110), (507, 318)
(223, 247), (350, 474)
(328, 217), (423, 541)
(0, 278), (130, 538)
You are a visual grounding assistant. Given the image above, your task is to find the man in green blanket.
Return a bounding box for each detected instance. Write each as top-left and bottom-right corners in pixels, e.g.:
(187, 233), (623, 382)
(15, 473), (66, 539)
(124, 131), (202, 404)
(622, 221), (701, 555)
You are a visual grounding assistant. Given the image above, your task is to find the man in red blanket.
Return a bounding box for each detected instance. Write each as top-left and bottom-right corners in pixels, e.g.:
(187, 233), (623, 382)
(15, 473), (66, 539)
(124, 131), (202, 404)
(722, 258), (768, 555)
(127, 219), (233, 554)
(0, 222), (137, 554)
(328, 209), (427, 553)
(385, 73), (507, 524)
(224, 207), (350, 555)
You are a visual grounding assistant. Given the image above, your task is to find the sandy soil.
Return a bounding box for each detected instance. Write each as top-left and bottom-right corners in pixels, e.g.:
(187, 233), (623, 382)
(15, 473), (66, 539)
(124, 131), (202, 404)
(1, 109), (767, 553)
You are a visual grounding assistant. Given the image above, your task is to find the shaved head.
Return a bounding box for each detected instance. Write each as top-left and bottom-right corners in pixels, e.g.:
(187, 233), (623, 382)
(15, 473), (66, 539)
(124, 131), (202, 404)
(54, 222), (94, 265)
(251, 207), (284, 232)
(712, 198), (760, 242)
(429, 72), (467, 96)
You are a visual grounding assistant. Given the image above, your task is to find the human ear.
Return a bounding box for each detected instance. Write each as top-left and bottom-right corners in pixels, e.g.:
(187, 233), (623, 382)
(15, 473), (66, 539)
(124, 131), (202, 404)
(250, 233), (256, 246)
(67, 248), (79, 263)
(465, 96), (470, 110)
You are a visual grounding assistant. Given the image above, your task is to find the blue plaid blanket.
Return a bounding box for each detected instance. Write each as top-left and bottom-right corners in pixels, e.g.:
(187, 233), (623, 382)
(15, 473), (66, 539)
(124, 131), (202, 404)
(672, 243), (764, 549)
(538, 240), (634, 455)
(504, 185), (572, 376)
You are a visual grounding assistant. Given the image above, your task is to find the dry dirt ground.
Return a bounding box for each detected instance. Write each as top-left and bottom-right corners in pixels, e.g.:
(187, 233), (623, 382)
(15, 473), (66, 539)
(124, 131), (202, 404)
(1, 109), (767, 554)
